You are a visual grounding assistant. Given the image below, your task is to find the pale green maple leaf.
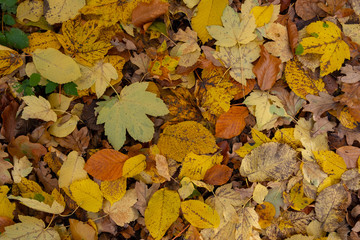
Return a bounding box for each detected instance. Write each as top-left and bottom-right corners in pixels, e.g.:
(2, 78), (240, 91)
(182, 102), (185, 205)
(206, 5), (257, 47)
(95, 82), (169, 150)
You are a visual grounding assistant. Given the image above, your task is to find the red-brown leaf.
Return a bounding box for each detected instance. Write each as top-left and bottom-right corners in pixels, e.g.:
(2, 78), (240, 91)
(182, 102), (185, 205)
(1, 100), (19, 141)
(203, 165), (233, 185)
(215, 106), (249, 139)
(84, 149), (128, 181)
(287, 19), (298, 54)
(8, 135), (47, 162)
(0, 216), (14, 233)
(253, 45), (281, 91)
(131, 0), (169, 29)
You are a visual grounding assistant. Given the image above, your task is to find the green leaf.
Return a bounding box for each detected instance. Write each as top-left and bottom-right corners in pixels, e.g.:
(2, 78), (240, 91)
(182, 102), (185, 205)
(63, 82), (78, 96)
(45, 81), (58, 94)
(3, 14), (15, 25)
(29, 73), (41, 87)
(34, 193), (45, 202)
(24, 86), (35, 96)
(95, 82), (169, 150)
(148, 22), (168, 36)
(5, 28), (29, 49)
(0, 32), (7, 46)
(0, 0), (17, 13)
(295, 44), (304, 55)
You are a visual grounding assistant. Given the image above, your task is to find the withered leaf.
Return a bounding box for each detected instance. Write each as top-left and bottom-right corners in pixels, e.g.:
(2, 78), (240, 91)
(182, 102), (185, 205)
(203, 165), (233, 185)
(1, 100), (19, 141)
(295, 0), (326, 20)
(131, 0), (169, 29)
(303, 92), (338, 120)
(215, 106), (249, 139)
(8, 135), (47, 162)
(55, 127), (90, 154)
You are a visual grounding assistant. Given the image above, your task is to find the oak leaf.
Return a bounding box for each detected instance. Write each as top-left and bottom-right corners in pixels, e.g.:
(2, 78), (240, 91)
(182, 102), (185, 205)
(303, 92), (338, 120)
(157, 121), (218, 162)
(95, 82), (169, 150)
(296, 21), (350, 76)
(339, 64), (360, 83)
(84, 149), (128, 181)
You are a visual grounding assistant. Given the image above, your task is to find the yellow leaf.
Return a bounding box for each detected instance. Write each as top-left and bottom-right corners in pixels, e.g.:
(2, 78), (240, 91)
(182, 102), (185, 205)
(69, 219), (97, 240)
(314, 150), (347, 180)
(44, 0), (85, 24)
(57, 19), (112, 66)
(297, 21), (350, 76)
(272, 128), (302, 149)
(329, 107), (358, 130)
(178, 177), (195, 199)
(32, 48), (81, 84)
(158, 121), (218, 162)
(284, 182), (313, 211)
(122, 154), (147, 178)
(191, 0), (228, 43)
(235, 128), (271, 157)
(255, 202), (275, 229)
(21, 96), (57, 122)
(179, 152), (222, 180)
(206, 6), (256, 47)
(23, 31), (60, 54)
(181, 200), (220, 228)
(101, 177), (127, 205)
(48, 115), (79, 138)
(0, 48), (23, 76)
(285, 58), (326, 99)
(58, 151), (88, 189)
(201, 86), (233, 118)
(47, 93), (73, 116)
(0, 186), (15, 219)
(70, 179), (103, 212)
(251, 4), (274, 27)
(253, 183), (268, 204)
(16, 0), (43, 23)
(145, 188), (181, 240)
(104, 55), (125, 83)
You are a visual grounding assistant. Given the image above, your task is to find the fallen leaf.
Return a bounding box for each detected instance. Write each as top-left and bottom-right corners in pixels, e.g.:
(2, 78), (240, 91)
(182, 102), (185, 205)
(8, 135), (47, 162)
(95, 82), (169, 150)
(70, 178), (103, 213)
(240, 142), (297, 182)
(1, 215), (60, 240)
(0, 48), (23, 76)
(314, 150), (347, 180)
(101, 177), (127, 205)
(264, 22), (293, 62)
(315, 183), (349, 232)
(251, 4), (274, 27)
(1, 100), (19, 141)
(16, 0), (44, 23)
(131, 0), (169, 29)
(21, 95), (57, 122)
(253, 45), (281, 90)
(284, 181), (314, 211)
(122, 154), (147, 178)
(0, 152), (12, 185)
(191, 0), (228, 43)
(303, 92), (337, 120)
(23, 31), (61, 54)
(203, 165), (233, 185)
(157, 121), (218, 162)
(215, 106), (249, 139)
(255, 202), (275, 229)
(339, 64), (360, 83)
(58, 151), (88, 189)
(336, 146), (360, 169)
(145, 188), (181, 240)
(69, 219), (96, 240)
(44, 0), (85, 25)
(12, 156), (32, 183)
(155, 154), (171, 181)
(0, 186), (15, 219)
(84, 149), (128, 181)
(295, 0), (326, 20)
(55, 127), (90, 153)
(181, 200), (220, 228)
(104, 189), (138, 227)
(312, 117), (336, 137)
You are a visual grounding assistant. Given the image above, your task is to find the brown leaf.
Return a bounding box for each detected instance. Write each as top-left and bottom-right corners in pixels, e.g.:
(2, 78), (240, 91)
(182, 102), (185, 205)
(337, 125), (360, 145)
(55, 127), (90, 153)
(69, 219), (97, 240)
(295, 0), (326, 20)
(0, 216), (14, 233)
(215, 106), (249, 139)
(303, 92), (338, 120)
(336, 146), (360, 169)
(312, 117), (336, 137)
(131, 0), (169, 29)
(1, 100), (19, 141)
(287, 19), (298, 54)
(203, 165), (233, 185)
(233, 79), (256, 100)
(34, 161), (58, 193)
(84, 149), (128, 181)
(253, 45), (281, 91)
(8, 135), (47, 162)
(280, 0), (291, 12)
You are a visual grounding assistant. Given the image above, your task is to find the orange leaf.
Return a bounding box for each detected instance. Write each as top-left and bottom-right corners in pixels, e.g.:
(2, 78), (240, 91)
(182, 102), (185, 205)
(287, 19), (298, 54)
(8, 135), (47, 162)
(0, 216), (14, 233)
(253, 45), (281, 91)
(215, 106), (249, 139)
(131, 0), (169, 30)
(233, 79), (256, 100)
(203, 165), (233, 185)
(84, 149), (128, 181)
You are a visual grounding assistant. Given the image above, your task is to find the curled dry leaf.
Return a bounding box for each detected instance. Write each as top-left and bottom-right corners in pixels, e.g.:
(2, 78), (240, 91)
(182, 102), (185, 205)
(215, 106), (249, 139)
(131, 0), (170, 30)
(84, 149), (128, 181)
(253, 45), (281, 91)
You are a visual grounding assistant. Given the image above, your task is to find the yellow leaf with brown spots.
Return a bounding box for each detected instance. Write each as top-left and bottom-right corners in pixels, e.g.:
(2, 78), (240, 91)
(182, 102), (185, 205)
(0, 48), (23, 76)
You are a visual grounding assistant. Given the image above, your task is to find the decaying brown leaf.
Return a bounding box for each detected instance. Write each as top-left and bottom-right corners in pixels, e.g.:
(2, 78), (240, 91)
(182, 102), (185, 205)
(131, 0), (170, 30)
(215, 106), (249, 139)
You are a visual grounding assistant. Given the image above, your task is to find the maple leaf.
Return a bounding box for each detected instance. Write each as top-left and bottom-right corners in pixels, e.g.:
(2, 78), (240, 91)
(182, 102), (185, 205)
(296, 21), (350, 76)
(57, 19), (112, 66)
(206, 5), (256, 47)
(1, 215), (61, 240)
(21, 95), (57, 122)
(215, 42), (260, 85)
(264, 23), (293, 62)
(95, 82), (169, 150)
